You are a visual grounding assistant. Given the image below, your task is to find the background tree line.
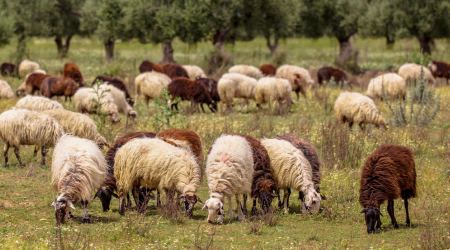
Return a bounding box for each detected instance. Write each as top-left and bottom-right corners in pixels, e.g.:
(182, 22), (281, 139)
(0, 0), (448, 73)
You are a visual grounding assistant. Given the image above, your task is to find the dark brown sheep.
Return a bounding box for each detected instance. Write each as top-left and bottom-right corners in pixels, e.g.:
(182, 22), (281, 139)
(63, 63), (84, 86)
(196, 77), (220, 104)
(260, 64), (277, 76)
(429, 60), (450, 84)
(139, 60), (164, 73)
(92, 75), (134, 106)
(317, 66), (348, 87)
(18, 72), (49, 96)
(161, 63), (189, 79)
(0, 62), (16, 77)
(359, 144), (416, 234)
(168, 77), (217, 113)
(40, 76), (79, 101)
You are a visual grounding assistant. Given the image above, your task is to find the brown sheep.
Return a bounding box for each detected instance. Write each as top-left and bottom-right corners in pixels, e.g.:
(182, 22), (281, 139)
(139, 60), (164, 73)
(196, 77), (220, 104)
(168, 77), (217, 113)
(0, 62), (16, 77)
(18, 72), (49, 96)
(359, 144), (416, 234)
(317, 66), (348, 87)
(40, 76), (79, 101)
(92, 75), (134, 106)
(161, 63), (189, 79)
(260, 64), (277, 76)
(429, 60), (450, 84)
(63, 63), (84, 86)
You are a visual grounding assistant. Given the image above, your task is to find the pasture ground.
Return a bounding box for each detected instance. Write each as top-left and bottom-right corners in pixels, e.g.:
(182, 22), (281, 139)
(0, 37), (449, 249)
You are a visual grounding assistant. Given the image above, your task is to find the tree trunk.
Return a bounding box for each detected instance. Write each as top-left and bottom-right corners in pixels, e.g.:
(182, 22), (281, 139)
(386, 34), (395, 49)
(417, 35), (432, 54)
(55, 35), (73, 58)
(104, 39), (115, 61)
(336, 36), (360, 73)
(15, 33), (27, 67)
(161, 40), (175, 64)
(265, 35), (279, 56)
(208, 29), (233, 75)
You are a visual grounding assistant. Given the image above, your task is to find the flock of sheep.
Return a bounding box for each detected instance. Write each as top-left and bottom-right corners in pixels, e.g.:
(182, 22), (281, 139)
(0, 57), (447, 233)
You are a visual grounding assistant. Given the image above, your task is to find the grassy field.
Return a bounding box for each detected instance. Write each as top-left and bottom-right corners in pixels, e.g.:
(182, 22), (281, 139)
(0, 37), (449, 249)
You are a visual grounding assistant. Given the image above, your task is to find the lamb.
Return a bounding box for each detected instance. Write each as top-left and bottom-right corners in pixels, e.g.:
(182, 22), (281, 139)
(51, 135), (107, 224)
(261, 138), (321, 214)
(18, 59), (40, 78)
(183, 65), (207, 80)
(359, 144), (416, 234)
(15, 95), (64, 111)
(218, 73), (257, 112)
(42, 109), (108, 148)
(366, 73), (406, 99)
(97, 84), (137, 118)
(135, 71), (171, 104)
(255, 77), (292, 114)
(260, 64), (277, 76)
(317, 66), (348, 87)
(229, 65), (263, 79)
(40, 76), (79, 101)
(168, 77), (217, 113)
(203, 135), (254, 223)
(63, 62), (84, 86)
(276, 65), (314, 99)
(114, 137), (201, 217)
(16, 72), (49, 96)
(92, 75), (134, 105)
(0, 62), (16, 77)
(73, 87), (120, 123)
(428, 60), (450, 84)
(398, 63), (435, 85)
(334, 91), (387, 129)
(0, 80), (15, 99)
(0, 109), (64, 166)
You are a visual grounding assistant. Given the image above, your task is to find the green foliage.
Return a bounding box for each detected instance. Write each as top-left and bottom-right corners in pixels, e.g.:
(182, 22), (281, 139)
(152, 89), (181, 130)
(44, 0), (84, 38)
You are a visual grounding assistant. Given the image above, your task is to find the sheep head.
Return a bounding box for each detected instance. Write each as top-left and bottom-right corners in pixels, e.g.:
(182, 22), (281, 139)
(301, 188), (321, 214)
(362, 206), (381, 234)
(52, 196), (75, 225)
(255, 179), (276, 213)
(180, 192), (200, 218)
(202, 197), (224, 224)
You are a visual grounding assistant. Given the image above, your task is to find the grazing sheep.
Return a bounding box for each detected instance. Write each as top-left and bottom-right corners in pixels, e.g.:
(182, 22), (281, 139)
(360, 144), (416, 234)
(40, 76), (79, 101)
(218, 73), (257, 112)
(16, 72), (49, 96)
(260, 64), (277, 76)
(42, 109), (107, 148)
(203, 135), (254, 223)
(92, 75), (134, 105)
(139, 60), (164, 74)
(229, 65), (263, 79)
(334, 91), (387, 129)
(98, 84), (137, 118)
(261, 138), (321, 214)
(428, 60), (450, 84)
(63, 63), (84, 86)
(276, 65), (314, 99)
(196, 77), (220, 104)
(317, 66), (348, 86)
(0, 62), (16, 77)
(18, 59), (40, 78)
(51, 135), (107, 224)
(161, 63), (190, 79)
(15, 95), (64, 111)
(398, 63), (435, 85)
(255, 77), (292, 114)
(0, 109), (64, 166)
(135, 71), (171, 104)
(183, 65), (207, 80)
(366, 73), (406, 99)
(114, 138), (201, 217)
(0, 80), (15, 99)
(168, 77), (217, 113)
(73, 87), (120, 123)
(276, 134), (322, 208)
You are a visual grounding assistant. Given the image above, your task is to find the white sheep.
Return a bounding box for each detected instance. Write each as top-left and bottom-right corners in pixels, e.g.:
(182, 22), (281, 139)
(51, 135), (107, 224)
(398, 63), (435, 85)
(0, 80), (15, 99)
(255, 77), (292, 113)
(18, 59), (41, 78)
(114, 137), (201, 216)
(73, 87), (120, 123)
(15, 95), (64, 111)
(218, 73), (257, 112)
(203, 135), (254, 223)
(334, 91), (387, 129)
(97, 84), (137, 118)
(135, 71), (171, 104)
(228, 65), (263, 79)
(366, 73), (406, 99)
(261, 138), (321, 214)
(182, 65), (207, 80)
(0, 109), (64, 166)
(43, 109), (108, 147)
(276, 65), (314, 99)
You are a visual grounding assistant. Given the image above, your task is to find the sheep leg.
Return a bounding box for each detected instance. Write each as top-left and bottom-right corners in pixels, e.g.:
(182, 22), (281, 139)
(285, 188), (291, 211)
(277, 189), (283, 209)
(40, 146), (47, 166)
(13, 146), (24, 167)
(33, 146), (38, 157)
(126, 193), (132, 209)
(235, 195), (244, 221)
(295, 90), (300, 100)
(156, 190), (161, 208)
(387, 199), (399, 228)
(358, 122), (366, 130)
(251, 198), (258, 216)
(118, 195), (126, 216)
(227, 196), (233, 220)
(3, 143), (10, 167)
(81, 200), (91, 223)
(404, 199), (411, 227)
(242, 194), (248, 216)
(282, 189), (290, 214)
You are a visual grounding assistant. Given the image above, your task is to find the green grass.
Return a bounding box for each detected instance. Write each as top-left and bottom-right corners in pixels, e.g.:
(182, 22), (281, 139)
(0, 37), (449, 249)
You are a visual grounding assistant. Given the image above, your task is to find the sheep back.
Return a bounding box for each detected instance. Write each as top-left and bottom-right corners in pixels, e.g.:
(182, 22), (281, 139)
(260, 64), (277, 76)
(0, 80), (15, 99)
(366, 73), (406, 99)
(229, 65), (263, 79)
(15, 95), (64, 111)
